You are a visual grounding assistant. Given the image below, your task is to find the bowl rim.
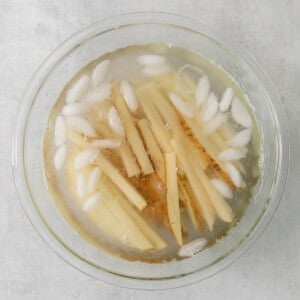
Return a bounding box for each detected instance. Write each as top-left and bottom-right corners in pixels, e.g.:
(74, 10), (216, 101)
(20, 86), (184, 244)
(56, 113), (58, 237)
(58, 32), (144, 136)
(12, 11), (290, 290)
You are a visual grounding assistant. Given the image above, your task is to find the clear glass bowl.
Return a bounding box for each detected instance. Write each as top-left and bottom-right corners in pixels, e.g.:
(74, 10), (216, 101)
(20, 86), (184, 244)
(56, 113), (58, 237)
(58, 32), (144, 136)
(12, 12), (289, 290)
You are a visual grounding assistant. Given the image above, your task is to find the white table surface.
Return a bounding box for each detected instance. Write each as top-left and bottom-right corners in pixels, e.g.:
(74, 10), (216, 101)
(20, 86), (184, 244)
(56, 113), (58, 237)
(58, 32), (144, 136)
(1, 0), (299, 299)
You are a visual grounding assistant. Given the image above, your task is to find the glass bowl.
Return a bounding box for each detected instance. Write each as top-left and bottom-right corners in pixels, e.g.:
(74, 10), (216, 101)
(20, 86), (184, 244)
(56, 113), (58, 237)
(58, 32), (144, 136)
(12, 12), (289, 290)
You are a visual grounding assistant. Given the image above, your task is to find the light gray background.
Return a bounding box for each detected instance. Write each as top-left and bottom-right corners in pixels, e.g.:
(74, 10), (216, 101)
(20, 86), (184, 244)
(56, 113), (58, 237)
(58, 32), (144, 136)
(1, 0), (299, 299)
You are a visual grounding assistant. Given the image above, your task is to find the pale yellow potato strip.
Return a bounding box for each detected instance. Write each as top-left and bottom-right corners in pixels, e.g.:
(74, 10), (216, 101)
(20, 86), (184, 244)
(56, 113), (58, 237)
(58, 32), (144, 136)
(136, 87), (173, 153)
(113, 82), (154, 175)
(183, 115), (235, 187)
(104, 177), (167, 250)
(119, 140), (141, 177)
(188, 143), (234, 222)
(87, 200), (131, 245)
(145, 83), (180, 129)
(101, 184), (153, 250)
(95, 152), (147, 210)
(171, 138), (215, 230)
(146, 84), (208, 170)
(186, 137), (235, 222)
(193, 162), (234, 222)
(178, 179), (198, 230)
(179, 177), (205, 231)
(138, 83), (208, 169)
(137, 119), (166, 182)
(165, 152), (182, 245)
(65, 148), (131, 246)
(155, 72), (239, 187)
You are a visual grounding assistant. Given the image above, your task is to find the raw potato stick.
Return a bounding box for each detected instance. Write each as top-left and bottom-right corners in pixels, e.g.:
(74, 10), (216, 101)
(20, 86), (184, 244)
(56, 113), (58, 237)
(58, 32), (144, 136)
(181, 115), (236, 188)
(119, 140), (141, 177)
(137, 119), (166, 182)
(88, 200), (132, 246)
(102, 199), (150, 250)
(161, 97), (208, 170)
(66, 148), (150, 250)
(96, 151), (147, 210)
(185, 199), (198, 230)
(141, 83), (208, 170)
(136, 87), (173, 153)
(101, 183), (153, 250)
(165, 153), (182, 245)
(192, 160), (234, 222)
(104, 178), (167, 250)
(186, 190), (205, 231)
(113, 81), (154, 175)
(65, 148), (131, 246)
(151, 85), (208, 169)
(171, 138), (216, 230)
(189, 143), (234, 221)
(177, 113), (216, 168)
(155, 72), (239, 187)
(178, 178), (202, 230)
(87, 197), (139, 247)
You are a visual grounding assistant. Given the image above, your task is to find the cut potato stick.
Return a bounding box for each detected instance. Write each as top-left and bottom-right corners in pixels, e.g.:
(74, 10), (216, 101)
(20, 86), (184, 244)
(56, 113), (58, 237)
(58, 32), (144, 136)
(65, 145), (149, 250)
(165, 153), (182, 245)
(180, 115), (236, 188)
(178, 178), (203, 230)
(119, 140), (141, 177)
(145, 83), (181, 130)
(185, 199), (198, 230)
(136, 87), (173, 153)
(113, 81), (154, 175)
(192, 160), (234, 222)
(102, 202), (150, 250)
(180, 177), (205, 231)
(171, 138), (215, 230)
(141, 83), (208, 170)
(166, 90), (233, 182)
(68, 129), (90, 148)
(65, 148), (132, 246)
(101, 183), (153, 250)
(190, 147), (235, 221)
(137, 119), (166, 182)
(155, 72), (239, 187)
(95, 151), (147, 210)
(68, 159), (150, 250)
(157, 92), (209, 170)
(87, 199), (132, 245)
(104, 177), (167, 250)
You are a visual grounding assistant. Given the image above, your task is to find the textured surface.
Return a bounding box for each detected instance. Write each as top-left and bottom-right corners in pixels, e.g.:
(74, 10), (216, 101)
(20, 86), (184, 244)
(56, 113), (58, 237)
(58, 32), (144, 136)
(1, 0), (299, 299)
